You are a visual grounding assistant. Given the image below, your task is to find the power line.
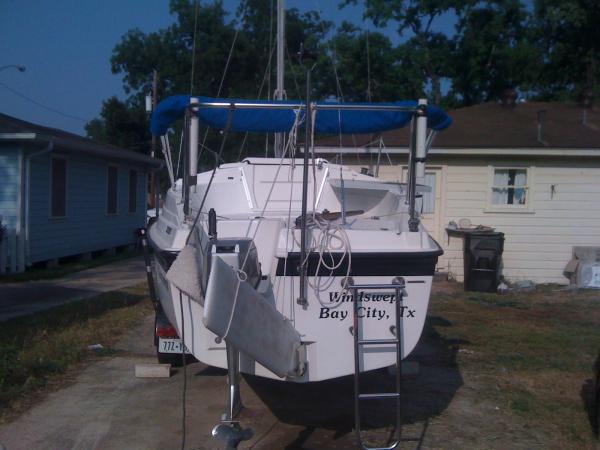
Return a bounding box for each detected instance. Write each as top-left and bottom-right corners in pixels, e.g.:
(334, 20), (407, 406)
(0, 81), (89, 122)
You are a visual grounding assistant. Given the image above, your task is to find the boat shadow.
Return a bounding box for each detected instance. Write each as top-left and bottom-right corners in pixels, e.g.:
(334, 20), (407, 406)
(243, 315), (465, 449)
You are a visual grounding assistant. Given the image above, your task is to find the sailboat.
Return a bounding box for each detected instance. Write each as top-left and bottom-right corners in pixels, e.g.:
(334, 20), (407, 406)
(145, 3), (452, 448)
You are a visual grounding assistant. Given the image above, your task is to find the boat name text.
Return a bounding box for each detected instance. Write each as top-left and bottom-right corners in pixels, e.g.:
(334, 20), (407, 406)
(318, 291), (416, 321)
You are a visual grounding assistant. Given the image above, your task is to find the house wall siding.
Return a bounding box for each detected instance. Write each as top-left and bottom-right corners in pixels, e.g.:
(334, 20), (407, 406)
(28, 151), (148, 263)
(340, 155), (600, 285)
(439, 158), (600, 284)
(0, 144), (21, 230)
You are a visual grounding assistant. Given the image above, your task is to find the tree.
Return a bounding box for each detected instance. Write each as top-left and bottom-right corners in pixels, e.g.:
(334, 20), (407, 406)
(85, 96), (150, 153)
(341, 0), (465, 102)
(308, 22), (417, 102)
(532, 0), (600, 100)
(449, 0), (541, 105)
(87, 0), (336, 160)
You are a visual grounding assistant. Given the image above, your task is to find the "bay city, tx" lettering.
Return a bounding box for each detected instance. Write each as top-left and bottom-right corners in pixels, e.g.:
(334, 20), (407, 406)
(318, 291), (416, 321)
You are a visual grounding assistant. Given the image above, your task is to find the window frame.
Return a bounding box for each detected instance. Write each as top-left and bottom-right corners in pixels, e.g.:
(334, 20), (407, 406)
(128, 169), (138, 214)
(485, 164), (535, 213)
(106, 164), (119, 216)
(49, 155), (68, 219)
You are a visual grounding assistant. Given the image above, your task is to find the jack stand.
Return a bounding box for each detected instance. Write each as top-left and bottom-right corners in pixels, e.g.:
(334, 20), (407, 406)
(211, 343), (253, 449)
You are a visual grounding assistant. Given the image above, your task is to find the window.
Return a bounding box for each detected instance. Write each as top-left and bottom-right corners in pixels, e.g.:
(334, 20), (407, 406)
(419, 172), (437, 214)
(107, 166), (118, 214)
(486, 166), (535, 213)
(401, 167), (437, 214)
(51, 157), (67, 217)
(128, 170), (137, 213)
(491, 168), (528, 206)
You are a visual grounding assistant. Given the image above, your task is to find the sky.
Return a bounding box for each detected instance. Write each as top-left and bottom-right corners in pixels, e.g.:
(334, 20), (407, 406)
(0, 0), (456, 136)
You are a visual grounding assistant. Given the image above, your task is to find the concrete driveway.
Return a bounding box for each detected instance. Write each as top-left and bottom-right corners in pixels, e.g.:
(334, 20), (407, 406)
(0, 257), (146, 322)
(0, 310), (475, 450)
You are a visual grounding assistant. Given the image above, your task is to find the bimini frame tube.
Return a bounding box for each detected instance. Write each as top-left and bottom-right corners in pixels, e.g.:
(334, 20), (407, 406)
(189, 98), (199, 183)
(407, 99), (428, 232)
(183, 100), (200, 219)
(415, 99), (428, 180)
(183, 111), (190, 217)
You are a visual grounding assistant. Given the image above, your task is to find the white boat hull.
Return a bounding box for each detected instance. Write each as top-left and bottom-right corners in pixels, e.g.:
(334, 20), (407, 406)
(153, 253), (433, 382)
(148, 159), (441, 383)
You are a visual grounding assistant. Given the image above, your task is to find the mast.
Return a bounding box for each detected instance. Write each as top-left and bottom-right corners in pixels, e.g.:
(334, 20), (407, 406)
(274, 0), (285, 157)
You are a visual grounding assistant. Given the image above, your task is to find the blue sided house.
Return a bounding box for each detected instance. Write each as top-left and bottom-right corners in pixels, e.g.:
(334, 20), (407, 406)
(0, 113), (161, 272)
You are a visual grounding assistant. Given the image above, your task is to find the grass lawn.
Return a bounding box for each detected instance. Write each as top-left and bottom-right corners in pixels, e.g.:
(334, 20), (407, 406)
(0, 284), (152, 423)
(430, 280), (600, 448)
(1, 277), (598, 447)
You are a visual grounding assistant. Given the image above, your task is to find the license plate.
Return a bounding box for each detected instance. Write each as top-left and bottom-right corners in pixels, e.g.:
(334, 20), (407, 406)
(158, 338), (191, 354)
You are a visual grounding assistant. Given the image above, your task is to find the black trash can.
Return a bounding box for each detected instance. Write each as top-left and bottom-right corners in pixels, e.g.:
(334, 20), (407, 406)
(463, 231), (505, 292)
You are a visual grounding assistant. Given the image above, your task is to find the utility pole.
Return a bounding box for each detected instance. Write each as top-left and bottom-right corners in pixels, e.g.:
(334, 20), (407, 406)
(274, 0), (285, 157)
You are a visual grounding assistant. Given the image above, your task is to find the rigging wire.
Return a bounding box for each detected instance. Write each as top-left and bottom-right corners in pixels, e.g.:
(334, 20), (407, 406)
(198, 3), (246, 163)
(184, 107), (236, 246)
(365, 27), (372, 103)
(366, 27), (374, 171)
(189, 0), (200, 95)
(236, 37), (278, 161)
(265, 0), (274, 157)
(312, 0), (359, 159)
(313, 0), (344, 101)
(175, 130), (184, 181)
(285, 43), (302, 100)
(222, 110), (304, 339)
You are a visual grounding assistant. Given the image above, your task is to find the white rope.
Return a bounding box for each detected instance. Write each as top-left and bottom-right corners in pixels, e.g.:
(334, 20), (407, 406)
(291, 212), (352, 308)
(221, 269), (247, 339)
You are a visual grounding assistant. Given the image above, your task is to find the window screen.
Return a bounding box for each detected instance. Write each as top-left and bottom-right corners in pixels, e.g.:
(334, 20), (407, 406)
(128, 170), (137, 213)
(51, 157), (67, 217)
(107, 166), (118, 214)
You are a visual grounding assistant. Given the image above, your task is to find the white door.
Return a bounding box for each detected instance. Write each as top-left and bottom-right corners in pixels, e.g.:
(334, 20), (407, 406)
(402, 167), (443, 241)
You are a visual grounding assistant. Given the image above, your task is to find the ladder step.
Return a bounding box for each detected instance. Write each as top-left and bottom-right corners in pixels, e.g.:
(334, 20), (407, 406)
(358, 338), (399, 345)
(359, 392), (400, 400)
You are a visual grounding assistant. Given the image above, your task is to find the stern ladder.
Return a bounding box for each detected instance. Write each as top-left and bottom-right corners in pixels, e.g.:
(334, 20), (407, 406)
(346, 277), (407, 450)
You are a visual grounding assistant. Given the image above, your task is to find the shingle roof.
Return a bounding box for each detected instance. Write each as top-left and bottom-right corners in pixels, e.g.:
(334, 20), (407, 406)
(316, 101), (600, 149)
(0, 113), (162, 168)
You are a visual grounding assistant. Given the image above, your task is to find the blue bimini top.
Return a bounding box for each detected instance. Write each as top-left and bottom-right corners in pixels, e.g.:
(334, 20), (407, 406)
(150, 95), (452, 136)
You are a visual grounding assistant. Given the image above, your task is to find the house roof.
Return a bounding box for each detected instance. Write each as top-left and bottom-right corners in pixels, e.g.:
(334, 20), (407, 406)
(316, 101), (600, 152)
(0, 113), (162, 169)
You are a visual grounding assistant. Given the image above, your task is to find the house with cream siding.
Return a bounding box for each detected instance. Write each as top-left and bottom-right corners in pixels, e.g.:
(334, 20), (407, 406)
(316, 100), (600, 285)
